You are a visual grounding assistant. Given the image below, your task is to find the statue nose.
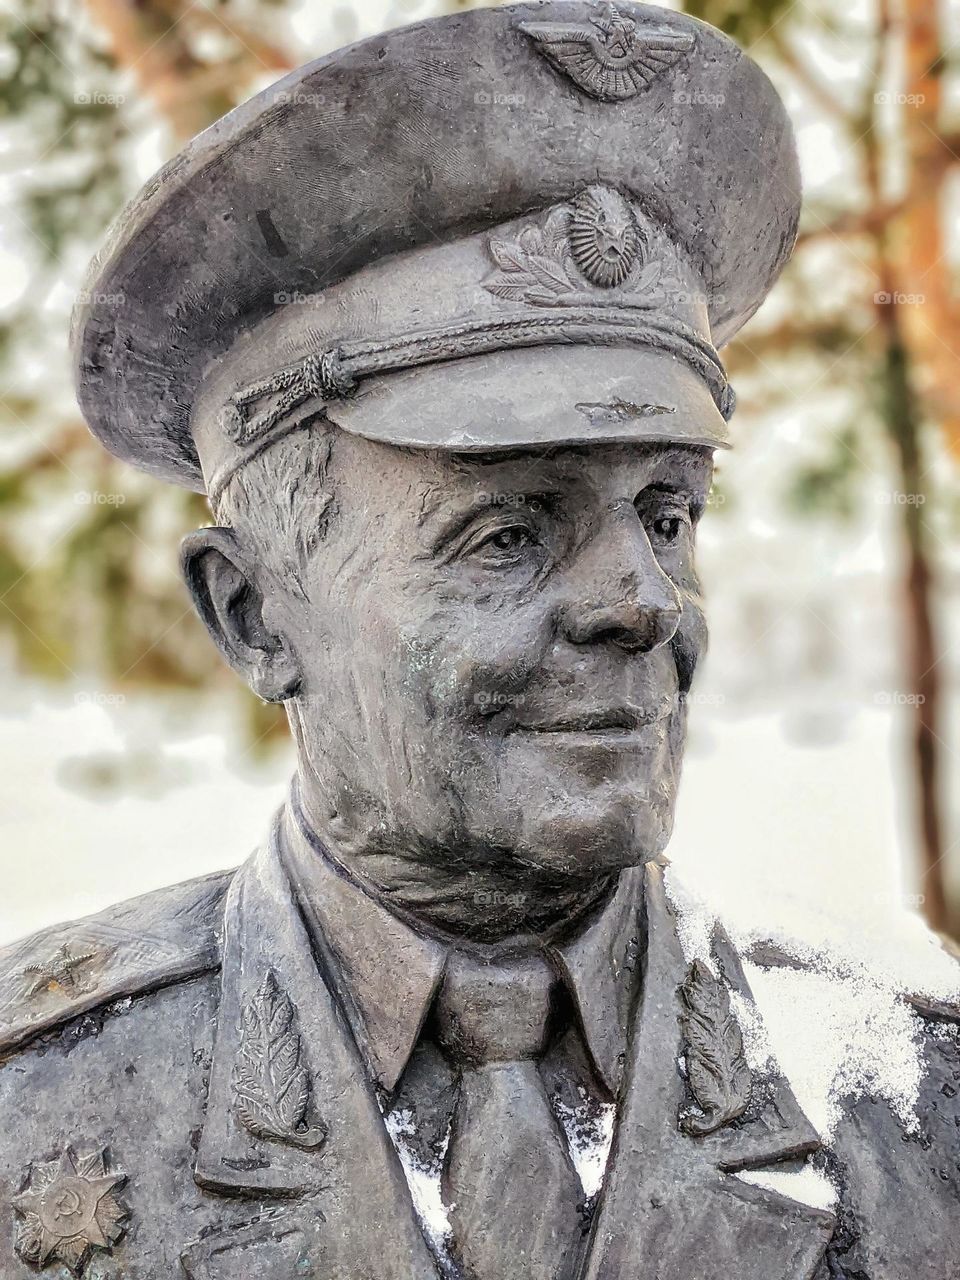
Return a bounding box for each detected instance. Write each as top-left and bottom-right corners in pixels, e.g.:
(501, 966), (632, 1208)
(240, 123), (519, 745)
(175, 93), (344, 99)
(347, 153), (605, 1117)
(564, 597), (681, 653)
(561, 511), (683, 654)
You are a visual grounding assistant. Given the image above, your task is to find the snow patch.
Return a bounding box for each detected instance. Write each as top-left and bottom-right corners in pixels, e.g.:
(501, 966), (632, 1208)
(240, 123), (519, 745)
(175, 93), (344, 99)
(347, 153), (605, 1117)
(743, 960), (923, 1139)
(729, 988), (776, 1074)
(737, 1163), (838, 1212)
(554, 1088), (616, 1199)
(663, 866), (716, 965)
(665, 863), (933, 1141)
(383, 1106), (453, 1264)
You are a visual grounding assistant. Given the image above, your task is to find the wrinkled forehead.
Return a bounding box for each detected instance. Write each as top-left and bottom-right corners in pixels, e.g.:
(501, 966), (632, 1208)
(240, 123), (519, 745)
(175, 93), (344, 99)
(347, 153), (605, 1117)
(406, 438), (715, 525)
(438, 438), (715, 487)
(298, 429), (716, 531)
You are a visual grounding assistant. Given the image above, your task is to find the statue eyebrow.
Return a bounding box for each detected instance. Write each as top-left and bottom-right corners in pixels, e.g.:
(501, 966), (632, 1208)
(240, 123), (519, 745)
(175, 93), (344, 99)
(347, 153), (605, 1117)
(636, 479), (707, 522)
(424, 490), (561, 551)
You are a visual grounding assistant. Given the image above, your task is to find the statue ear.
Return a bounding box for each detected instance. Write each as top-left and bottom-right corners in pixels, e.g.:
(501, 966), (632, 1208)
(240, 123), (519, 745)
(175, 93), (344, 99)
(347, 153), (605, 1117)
(180, 527), (301, 703)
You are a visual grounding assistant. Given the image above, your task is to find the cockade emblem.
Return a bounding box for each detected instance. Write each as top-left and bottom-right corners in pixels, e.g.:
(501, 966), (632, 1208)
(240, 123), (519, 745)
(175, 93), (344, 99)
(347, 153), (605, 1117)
(569, 184), (643, 287)
(483, 185), (666, 304)
(518, 2), (695, 103)
(12, 1147), (128, 1276)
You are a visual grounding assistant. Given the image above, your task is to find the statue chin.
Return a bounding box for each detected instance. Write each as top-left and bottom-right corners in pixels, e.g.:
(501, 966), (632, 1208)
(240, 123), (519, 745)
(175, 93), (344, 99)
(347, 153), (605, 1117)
(479, 789), (675, 879)
(463, 729), (683, 882)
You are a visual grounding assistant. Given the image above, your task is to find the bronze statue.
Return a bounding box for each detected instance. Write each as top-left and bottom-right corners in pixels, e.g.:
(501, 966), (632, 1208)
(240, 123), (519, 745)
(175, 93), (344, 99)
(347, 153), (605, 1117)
(1, 4), (957, 1277)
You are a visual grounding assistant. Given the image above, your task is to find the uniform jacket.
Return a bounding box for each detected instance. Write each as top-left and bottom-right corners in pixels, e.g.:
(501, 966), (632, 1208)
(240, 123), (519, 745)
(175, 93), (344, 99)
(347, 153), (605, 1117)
(0, 815), (957, 1280)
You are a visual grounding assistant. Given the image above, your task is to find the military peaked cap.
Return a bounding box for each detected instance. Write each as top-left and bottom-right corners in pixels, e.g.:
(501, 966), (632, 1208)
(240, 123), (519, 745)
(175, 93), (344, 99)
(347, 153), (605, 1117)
(72, 2), (800, 496)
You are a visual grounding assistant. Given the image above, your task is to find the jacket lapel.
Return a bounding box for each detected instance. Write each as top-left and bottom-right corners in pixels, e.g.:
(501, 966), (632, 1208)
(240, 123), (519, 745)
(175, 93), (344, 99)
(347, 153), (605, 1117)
(192, 835), (439, 1280)
(580, 862), (836, 1280)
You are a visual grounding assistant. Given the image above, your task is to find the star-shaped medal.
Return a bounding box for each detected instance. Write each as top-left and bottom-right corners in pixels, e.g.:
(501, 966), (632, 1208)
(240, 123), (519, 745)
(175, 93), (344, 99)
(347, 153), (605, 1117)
(22, 945), (98, 998)
(12, 1147), (128, 1276)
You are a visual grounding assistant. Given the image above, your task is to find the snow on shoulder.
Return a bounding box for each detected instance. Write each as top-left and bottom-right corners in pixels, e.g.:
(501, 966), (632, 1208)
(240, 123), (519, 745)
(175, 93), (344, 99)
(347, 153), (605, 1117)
(663, 861), (960, 1178)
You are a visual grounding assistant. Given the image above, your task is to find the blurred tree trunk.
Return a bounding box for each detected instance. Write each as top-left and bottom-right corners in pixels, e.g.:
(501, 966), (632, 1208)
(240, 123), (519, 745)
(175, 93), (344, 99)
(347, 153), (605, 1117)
(868, 0), (951, 934)
(691, 0), (959, 938)
(84, 0), (292, 140)
(896, 0), (953, 934)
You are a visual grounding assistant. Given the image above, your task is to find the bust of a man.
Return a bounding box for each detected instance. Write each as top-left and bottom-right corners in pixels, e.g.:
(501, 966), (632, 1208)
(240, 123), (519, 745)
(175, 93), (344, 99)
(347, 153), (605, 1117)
(1, 5), (957, 1278)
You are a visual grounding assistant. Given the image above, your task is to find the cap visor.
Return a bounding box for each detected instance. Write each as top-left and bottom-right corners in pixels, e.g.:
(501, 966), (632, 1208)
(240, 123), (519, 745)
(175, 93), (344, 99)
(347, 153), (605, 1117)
(324, 345), (730, 453)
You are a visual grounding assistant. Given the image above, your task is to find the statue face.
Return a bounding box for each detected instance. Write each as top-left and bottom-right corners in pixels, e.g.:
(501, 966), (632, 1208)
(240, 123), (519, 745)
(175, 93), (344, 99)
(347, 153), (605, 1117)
(267, 431), (712, 880)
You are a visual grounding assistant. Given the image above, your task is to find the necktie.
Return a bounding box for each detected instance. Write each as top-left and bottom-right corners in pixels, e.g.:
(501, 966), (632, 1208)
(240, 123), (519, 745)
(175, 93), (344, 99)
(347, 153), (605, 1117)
(434, 949), (584, 1280)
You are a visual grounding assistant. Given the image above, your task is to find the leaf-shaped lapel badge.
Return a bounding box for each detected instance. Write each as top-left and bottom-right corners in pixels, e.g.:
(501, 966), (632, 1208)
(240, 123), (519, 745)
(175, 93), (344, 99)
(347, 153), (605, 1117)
(678, 959), (752, 1137)
(233, 970), (327, 1151)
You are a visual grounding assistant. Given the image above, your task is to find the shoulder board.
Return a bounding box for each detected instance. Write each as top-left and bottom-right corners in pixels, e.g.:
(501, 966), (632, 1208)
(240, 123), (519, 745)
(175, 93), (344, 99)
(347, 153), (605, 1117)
(0, 870), (234, 1056)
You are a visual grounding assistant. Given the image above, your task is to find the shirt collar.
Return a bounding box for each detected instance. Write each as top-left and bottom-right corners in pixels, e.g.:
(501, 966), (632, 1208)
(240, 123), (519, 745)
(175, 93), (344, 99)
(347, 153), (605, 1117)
(280, 799), (645, 1096)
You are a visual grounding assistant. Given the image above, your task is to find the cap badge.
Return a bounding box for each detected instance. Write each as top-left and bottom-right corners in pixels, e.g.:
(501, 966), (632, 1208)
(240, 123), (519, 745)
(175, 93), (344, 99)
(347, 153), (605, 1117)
(21, 944), (98, 999)
(518, 2), (695, 103)
(483, 187), (655, 304)
(12, 1146), (128, 1275)
(569, 184), (642, 287)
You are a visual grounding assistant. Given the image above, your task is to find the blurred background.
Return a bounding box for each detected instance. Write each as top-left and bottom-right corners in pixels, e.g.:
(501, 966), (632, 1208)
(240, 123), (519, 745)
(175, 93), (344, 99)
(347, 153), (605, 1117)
(1, 0), (959, 966)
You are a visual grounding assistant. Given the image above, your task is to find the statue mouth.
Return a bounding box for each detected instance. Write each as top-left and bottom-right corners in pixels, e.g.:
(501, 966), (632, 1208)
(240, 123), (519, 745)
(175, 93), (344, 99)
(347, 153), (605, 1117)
(510, 702), (674, 736)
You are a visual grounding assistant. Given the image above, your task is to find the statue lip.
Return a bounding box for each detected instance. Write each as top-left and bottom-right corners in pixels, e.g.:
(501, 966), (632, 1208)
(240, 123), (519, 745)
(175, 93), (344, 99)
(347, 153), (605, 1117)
(511, 702), (673, 734)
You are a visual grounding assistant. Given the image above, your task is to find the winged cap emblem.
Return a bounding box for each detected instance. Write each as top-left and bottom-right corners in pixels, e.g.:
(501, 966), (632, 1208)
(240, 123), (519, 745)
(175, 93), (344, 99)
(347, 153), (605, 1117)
(518, 2), (695, 102)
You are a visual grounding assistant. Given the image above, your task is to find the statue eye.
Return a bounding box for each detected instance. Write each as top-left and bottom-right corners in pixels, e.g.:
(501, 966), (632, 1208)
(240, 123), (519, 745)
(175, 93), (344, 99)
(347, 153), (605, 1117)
(634, 485), (694, 549)
(651, 515), (683, 544)
(482, 525), (531, 553)
(462, 522), (536, 565)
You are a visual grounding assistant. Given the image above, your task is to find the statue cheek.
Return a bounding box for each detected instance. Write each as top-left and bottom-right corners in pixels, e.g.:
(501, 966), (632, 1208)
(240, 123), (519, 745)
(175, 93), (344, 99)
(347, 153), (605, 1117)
(456, 631), (553, 724)
(392, 600), (554, 726)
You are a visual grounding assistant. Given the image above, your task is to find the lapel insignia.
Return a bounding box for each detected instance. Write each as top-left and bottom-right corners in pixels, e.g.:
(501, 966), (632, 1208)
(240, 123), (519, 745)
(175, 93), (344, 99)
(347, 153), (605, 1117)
(12, 1146), (128, 1276)
(518, 3), (695, 103)
(233, 970), (327, 1151)
(181, 1212), (321, 1279)
(679, 959), (752, 1136)
(582, 868), (835, 1280)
